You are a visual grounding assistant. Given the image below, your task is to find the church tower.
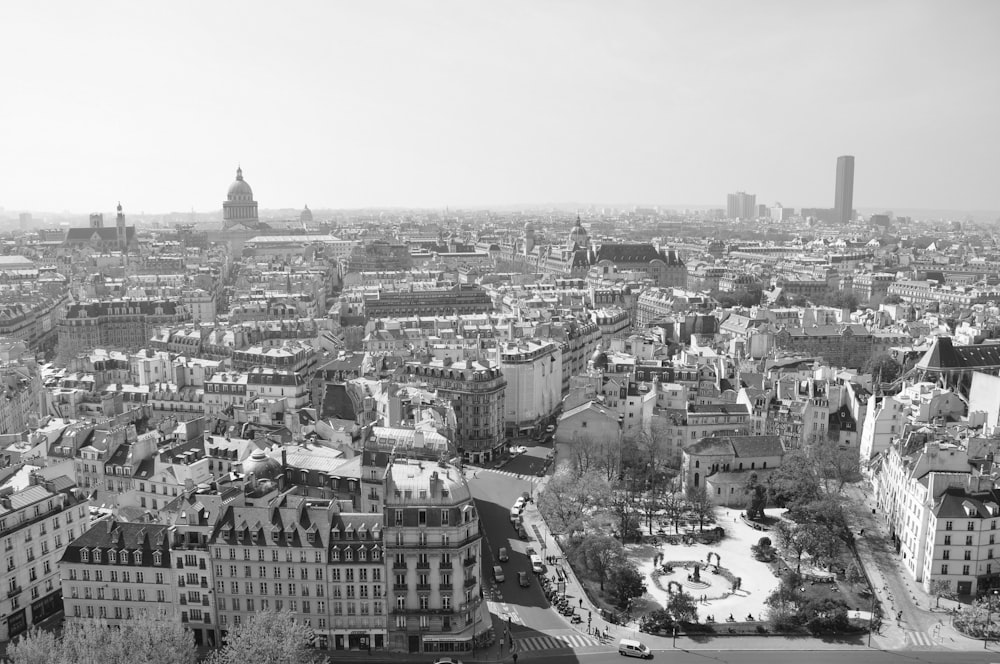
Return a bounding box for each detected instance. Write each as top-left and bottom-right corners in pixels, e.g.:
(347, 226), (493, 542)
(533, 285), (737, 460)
(116, 202), (127, 253)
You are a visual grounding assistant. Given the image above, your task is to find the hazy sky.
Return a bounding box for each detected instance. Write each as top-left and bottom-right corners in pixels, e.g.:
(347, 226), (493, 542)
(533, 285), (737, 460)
(2, 1), (998, 215)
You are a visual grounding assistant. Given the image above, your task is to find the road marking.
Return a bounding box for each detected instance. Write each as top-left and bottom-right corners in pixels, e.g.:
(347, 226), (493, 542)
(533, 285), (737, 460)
(487, 600), (524, 625)
(478, 468), (544, 483)
(514, 633), (601, 652)
(903, 629), (934, 647)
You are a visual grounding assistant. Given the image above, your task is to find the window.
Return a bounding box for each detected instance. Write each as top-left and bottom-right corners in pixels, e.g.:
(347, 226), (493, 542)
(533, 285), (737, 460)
(963, 565), (970, 576)
(418, 510), (426, 526)
(394, 510), (403, 526)
(945, 535), (952, 546)
(969, 521), (976, 531)
(943, 550), (950, 560)
(441, 510), (450, 525)
(964, 550), (972, 561)
(966, 536), (974, 546)
(81, 549), (89, 563)
(941, 564), (949, 574)
(946, 521), (953, 531)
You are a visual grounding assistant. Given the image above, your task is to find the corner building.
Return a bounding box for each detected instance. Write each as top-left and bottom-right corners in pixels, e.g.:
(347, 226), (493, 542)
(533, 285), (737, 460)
(384, 457), (490, 654)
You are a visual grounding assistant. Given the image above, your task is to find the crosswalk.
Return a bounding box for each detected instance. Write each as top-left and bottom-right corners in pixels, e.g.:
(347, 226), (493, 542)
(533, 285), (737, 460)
(475, 468), (543, 483)
(902, 629), (935, 647)
(514, 632), (601, 652)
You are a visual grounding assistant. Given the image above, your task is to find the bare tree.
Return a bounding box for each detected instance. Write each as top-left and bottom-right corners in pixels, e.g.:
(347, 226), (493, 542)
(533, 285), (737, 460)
(685, 483), (716, 532)
(207, 610), (316, 664)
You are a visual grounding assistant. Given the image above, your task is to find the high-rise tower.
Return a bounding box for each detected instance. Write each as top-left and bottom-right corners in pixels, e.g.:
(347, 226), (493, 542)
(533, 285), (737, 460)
(835, 155), (855, 224)
(116, 202), (126, 252)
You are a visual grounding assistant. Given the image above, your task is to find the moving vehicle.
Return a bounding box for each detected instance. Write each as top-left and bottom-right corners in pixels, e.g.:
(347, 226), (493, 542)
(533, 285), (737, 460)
(493, 565), (505, 583)
(618, 639), (652, 659)
(433, 658), (465, 664)
(498, 547), (509, 562)
(530, 554), (544, 573)
(518, 571), (530, 587)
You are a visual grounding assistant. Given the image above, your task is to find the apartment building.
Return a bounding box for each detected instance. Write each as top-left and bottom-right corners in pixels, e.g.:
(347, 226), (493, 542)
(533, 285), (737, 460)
(61, 521), (178, 635)
(498, 340), (561, 438)
(397, 359), (506, 464)
(1, 478), (89, 641)
(383, 457), (489, 654)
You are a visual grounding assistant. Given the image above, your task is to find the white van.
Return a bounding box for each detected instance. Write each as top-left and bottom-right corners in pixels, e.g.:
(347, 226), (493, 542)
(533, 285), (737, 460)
(530, 554), (544, 574)
(509, 507), (522, 524)
(618, 639), (652, 659)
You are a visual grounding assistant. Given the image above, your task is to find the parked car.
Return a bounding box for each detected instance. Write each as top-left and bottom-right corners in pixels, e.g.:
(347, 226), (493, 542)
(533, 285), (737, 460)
(493, 565), (505, 583)
(498, 547), (509, 562)
(518, 571), (530, 587)
(434, 658), (465, 664)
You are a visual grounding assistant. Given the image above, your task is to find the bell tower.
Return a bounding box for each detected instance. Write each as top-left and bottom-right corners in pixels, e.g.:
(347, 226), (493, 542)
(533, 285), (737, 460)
(116, 202), (127, 253)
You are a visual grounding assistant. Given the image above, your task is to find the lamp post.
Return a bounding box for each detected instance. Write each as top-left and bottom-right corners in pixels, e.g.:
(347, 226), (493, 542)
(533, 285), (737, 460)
(868, 591), (877, 648)
(986, 589), (999, 649)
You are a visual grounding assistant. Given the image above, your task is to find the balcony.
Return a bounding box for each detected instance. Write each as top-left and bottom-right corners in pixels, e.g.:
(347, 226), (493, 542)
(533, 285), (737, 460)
(464, 577), (477, 589)
(462, 556), (477, 568)
(200, 580), (208, 588)
(393, 584), (408, 591)
(178, 579), (186, 587)
(392, 561), (407, 570)
(202, 597), (210, 606)
(391, 606), (453, 616)
(415, 561), (431, 570)
(179, 597), (187, 605)
(416, 584), (431, 591)
(7, 585), (22, 598)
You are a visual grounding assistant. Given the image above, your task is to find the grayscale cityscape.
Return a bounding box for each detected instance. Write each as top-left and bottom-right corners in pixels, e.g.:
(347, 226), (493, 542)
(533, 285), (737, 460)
(0, 2), (998, 663)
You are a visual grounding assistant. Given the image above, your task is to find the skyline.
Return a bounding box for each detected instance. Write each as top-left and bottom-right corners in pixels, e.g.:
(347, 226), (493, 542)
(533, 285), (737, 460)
(1, 1), (999, 215)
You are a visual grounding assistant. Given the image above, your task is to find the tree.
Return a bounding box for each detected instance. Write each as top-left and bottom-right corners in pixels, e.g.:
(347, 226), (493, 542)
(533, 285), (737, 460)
(568, 535), (625, 591)
(640, 608), (674, 634)
(930, 579), (954, 608)
(769, 450), (821, 508)
(639, 488), (665, 534)
(862, 353), (903, 384)
(809, 440), (863, 494)
(775, 521), (809, 573)
(845, 562), (865, 585)
(744, 472), (768, 520)
(661, 490), (685, 534)
(8, 628), (60, 664)
(13, 614), (197, 664)
(207, 610), (314, 664)
(666, 590), (699, 623)
(538, 469), (611, 537)
(608, 561), (647, 609)
(883, 294), (903, 304)
(685, 482), (715, 531)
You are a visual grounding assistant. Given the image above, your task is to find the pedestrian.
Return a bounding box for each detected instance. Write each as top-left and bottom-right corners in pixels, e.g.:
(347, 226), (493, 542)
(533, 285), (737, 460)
(579, 598), (583, 608)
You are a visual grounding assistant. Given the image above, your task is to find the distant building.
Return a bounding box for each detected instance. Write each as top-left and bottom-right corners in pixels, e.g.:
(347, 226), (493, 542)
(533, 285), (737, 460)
(61, 204), (139, 256)
(222, 167), (259, 230)
(835, 155), (855, 224)
(726, 192), (757, 220)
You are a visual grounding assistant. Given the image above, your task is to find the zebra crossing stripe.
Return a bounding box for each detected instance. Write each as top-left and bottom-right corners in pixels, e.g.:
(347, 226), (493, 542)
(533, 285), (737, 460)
(514, 633), (601, 652)
(904, 630), (932, 647)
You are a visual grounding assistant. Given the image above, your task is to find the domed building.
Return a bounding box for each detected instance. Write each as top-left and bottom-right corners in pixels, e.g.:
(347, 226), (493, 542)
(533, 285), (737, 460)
(241, 449), (283, 481)
(222, 166), (260, 229)
(300, 204), (313, 225)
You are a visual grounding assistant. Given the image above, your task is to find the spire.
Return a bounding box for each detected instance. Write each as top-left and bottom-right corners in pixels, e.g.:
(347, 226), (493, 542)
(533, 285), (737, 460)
(117, 201), (122, 214)
(236, 166), (243, 181)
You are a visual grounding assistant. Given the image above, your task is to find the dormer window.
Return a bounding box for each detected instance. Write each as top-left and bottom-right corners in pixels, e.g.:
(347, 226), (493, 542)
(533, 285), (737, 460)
(222, 526), (232, 539)
(93, 549), (102, 563)
(307, 532), (316, 544)
(332, 530), (340, 540)
(250, 531), (258, 544)
(372, 547), (381, 560)
(153, 551), (162, 565)
(81, 549), (89, 563)
(108, 550), (117, 564)
(133, 551), (142, 564)
(359, 548), (367, 561)
(271, 530), (280, 543)
(331, 547), (340, 561)
(345, 548), (353, 561)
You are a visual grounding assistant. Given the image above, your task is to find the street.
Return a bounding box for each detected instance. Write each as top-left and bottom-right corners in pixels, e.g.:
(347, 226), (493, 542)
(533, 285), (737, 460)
(511, 649), (1000, 664)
